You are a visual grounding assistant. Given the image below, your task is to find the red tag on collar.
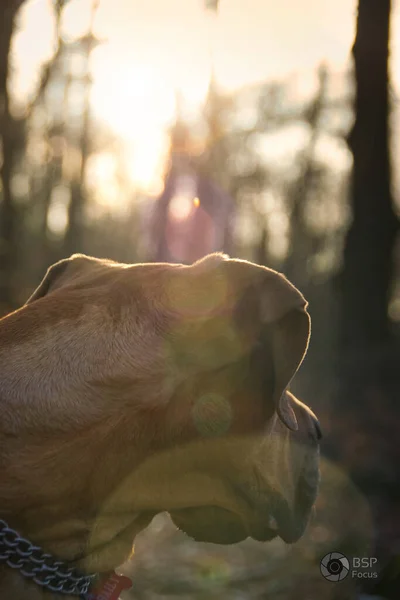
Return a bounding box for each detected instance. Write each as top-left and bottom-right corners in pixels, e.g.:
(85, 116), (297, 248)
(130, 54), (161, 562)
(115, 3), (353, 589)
(87, 572), (132, 600)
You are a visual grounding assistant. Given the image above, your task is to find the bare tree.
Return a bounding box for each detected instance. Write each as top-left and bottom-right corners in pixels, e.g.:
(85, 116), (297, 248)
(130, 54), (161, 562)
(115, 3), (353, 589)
(339, 0), (399, 379)
(0, 0), (26, 311)
(64, 1), (100, 256)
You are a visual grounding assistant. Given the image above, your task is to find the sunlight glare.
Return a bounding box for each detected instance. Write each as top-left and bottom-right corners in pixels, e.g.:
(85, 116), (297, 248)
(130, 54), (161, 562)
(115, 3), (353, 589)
(90, 53), (176, 142)
(89, 53), (176, 192)
(169, 195), (195, 222)
(85, 152), (120, 209)
(10, 0), (370, 204)
(62, 0), (94, 41)
(10, 0), (55, 106)
(124, 133), (170, 193)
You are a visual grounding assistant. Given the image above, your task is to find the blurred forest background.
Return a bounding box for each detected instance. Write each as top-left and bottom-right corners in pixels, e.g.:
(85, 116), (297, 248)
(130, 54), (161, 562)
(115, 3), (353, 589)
(1, 0), (400, 598)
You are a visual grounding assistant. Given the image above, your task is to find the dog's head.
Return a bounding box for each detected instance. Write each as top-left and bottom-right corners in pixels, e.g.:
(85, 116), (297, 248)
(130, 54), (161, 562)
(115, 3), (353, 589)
(0, 253), (320, 572)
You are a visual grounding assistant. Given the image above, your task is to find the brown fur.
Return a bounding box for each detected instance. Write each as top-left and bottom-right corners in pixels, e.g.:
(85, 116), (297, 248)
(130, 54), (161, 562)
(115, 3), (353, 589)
(0, 253), (320, 599)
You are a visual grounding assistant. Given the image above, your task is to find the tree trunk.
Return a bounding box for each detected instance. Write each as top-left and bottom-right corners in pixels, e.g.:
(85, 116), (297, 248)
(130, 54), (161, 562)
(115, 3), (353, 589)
(0, 1), (24, 313)
(339, 0), (399, 379)
(333, 3), (400, 583)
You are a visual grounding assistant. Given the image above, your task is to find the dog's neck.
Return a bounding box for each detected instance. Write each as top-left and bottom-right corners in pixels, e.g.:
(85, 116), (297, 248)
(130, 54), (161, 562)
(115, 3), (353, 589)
(0, 399), (168, 600)
(0, 418), (141, 600)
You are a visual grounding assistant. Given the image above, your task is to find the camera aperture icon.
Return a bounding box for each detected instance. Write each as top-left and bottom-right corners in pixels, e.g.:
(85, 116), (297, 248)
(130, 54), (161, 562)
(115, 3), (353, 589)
(320, 552), (350, 582)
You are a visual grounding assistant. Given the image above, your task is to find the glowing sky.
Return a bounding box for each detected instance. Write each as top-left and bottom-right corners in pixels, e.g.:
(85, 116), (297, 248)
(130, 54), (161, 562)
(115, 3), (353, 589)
(12, 0), (360, 124)
(9, 0), (400, 194)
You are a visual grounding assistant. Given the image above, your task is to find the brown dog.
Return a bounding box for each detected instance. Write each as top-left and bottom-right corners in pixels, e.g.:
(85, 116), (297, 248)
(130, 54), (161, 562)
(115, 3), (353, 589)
(0, 253), (320, 599)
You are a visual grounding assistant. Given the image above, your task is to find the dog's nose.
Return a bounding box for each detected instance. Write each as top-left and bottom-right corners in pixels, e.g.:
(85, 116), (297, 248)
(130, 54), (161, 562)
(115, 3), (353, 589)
(313, 416), (322, 440)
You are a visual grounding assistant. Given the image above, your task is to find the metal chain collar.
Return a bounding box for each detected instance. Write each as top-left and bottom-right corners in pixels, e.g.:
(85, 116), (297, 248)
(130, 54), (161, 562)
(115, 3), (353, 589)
(0, 519), (97, 597)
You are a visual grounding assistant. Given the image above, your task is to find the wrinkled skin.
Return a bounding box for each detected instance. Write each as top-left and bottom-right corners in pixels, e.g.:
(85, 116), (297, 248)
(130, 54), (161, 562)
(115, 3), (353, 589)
(0, 253), (320, 599)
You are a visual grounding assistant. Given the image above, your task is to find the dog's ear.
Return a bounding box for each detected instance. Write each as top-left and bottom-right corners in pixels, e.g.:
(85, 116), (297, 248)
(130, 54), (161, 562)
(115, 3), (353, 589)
(25, 254), (93, 304)
(260, 273), (310, 432)
(270, 308), (310, 431)
(26, 259), (71, 304)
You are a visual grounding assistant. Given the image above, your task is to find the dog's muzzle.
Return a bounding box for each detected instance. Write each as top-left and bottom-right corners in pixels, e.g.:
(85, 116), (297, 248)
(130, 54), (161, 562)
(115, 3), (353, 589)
(170, 393), (321, 546)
